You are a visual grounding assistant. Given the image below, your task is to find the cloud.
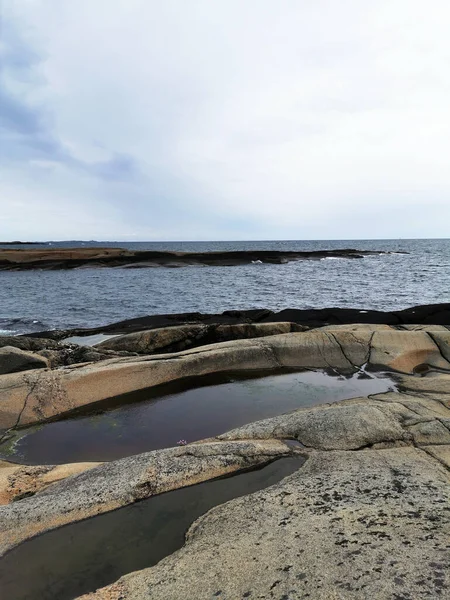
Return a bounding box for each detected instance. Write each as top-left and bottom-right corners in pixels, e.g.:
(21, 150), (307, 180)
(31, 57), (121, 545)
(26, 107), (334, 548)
(1, 0), (450, 240)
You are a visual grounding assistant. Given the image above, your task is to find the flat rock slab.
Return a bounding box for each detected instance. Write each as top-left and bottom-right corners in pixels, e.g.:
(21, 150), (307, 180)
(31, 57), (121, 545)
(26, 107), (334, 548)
(81, 447), (450, 600)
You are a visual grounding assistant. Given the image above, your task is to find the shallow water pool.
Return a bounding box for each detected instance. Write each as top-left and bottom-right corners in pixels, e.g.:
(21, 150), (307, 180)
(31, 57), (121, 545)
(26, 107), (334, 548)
(0, 456), (305, 600)
(0, 368), (395, 465)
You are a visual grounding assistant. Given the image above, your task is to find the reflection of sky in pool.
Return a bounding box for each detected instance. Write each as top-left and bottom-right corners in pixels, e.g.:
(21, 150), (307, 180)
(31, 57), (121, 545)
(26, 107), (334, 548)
(1, 369), (395, 465)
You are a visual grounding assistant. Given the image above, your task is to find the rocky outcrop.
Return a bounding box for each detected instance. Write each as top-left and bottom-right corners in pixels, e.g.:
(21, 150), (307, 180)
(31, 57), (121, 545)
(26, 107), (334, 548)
(0, 335), (133, 370)
(1, 328), (449, 431)
(0, 440), (292, 555)
(0, 247), (397, 271)
(0, 319), (448, 599)
(96, 322), (305, 355)
(81, 446), (449, 600)
(0, 372), (448, 552)
(28, 302), (450, 341)
(0, 461), (100, 504)
(0, 346), (49, 375)
(218, 382), (450, 450)
(0, 373), (448, 599)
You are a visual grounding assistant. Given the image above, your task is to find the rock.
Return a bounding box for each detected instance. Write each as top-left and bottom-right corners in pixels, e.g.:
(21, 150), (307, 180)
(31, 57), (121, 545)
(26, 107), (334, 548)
(79, 447), (450, 600)
(218, 382), (450, 450)
(218, 398), (409, 450)
(1, 329), (450, 430)
(0, 247), (395, 271)
(97, 324), (209, 354)
(369, 330), (450, 372)
(96, 322), (303, 355)
(0, 461), (101, 505)
(422, 444), (450, 469)
(0, 357), (448, 600)
(369, 390), (450, 418)
(268, 330), (371, 369)
(0, 346), (49, 375)
(26, 303), (450, 341)
(0, 336), (61, 352)
(427, 331), (450, 362)
(0, 336), (133, 369)
(0, 440), (292, 555)
(394, 372), (450, 397)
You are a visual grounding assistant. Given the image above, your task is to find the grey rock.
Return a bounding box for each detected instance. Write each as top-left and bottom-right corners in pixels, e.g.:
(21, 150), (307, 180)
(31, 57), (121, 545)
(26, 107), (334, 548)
(0, 346), (48, 375)
(80, 447), (450, 600)
(0, 439), (292, 555)
(218, 397), (410, 450)
(96, 322), (304, 355)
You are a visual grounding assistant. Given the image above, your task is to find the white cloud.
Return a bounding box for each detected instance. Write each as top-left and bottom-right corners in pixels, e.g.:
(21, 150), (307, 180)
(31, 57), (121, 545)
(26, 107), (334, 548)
(1, 0), (450, 240)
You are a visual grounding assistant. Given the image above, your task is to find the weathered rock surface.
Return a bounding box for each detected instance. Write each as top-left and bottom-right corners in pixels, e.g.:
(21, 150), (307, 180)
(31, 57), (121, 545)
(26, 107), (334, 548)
(81, 447), (449, 600)
(1, 375), (448, 556)
(0, 354), (448, 599)
(0, 319), (449, 600)
(0, 346), (49, 375)
(0, 335), (133, 369)
(0, 439), (292, 555)
(0, 461), (101, 504)
(96, 322), (305, 355)
(1, 329), (449, 431)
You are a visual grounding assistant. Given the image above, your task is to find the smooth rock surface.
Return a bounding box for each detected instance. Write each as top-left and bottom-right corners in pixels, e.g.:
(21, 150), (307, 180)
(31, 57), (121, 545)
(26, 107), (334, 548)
(1, 330), (449, 431)
(0, 439), (292, 555)
(0, 359), (448, 600)
(80, 447), (450, 600)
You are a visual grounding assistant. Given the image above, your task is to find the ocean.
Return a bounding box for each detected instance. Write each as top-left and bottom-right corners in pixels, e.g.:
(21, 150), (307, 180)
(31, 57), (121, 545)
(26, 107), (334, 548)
(0, 239), (449, 335)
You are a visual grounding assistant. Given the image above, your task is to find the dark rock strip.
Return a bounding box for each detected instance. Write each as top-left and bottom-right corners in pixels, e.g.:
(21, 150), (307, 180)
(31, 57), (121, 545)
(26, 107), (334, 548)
(28, 303), (450, 340)
(0, 247), (399, 271)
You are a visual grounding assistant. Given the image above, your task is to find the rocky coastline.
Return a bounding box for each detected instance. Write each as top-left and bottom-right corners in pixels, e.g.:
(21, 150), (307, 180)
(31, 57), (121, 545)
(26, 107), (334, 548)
(0, 247), (403, 271)
(0, 303), (448, 599)
(27, 302), (450, 341)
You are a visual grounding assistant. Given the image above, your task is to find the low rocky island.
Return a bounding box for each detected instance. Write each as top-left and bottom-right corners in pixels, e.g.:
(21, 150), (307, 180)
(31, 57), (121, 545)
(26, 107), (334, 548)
(0, 303), (448, 599)
(0, 246), (404, 271)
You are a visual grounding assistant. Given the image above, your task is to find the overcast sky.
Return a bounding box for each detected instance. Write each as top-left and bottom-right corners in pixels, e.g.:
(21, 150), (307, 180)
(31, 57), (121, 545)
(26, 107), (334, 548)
(1, 1), (449, 241)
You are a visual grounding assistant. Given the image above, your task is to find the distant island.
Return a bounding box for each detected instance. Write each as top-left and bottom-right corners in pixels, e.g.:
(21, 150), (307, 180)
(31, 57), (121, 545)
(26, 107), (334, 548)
(0, 241), (37, 245)
(0, 246), (406, 271)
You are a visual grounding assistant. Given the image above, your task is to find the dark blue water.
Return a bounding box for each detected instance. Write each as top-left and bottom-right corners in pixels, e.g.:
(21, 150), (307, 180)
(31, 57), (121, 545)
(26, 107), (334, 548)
(0, 239), (449, 334)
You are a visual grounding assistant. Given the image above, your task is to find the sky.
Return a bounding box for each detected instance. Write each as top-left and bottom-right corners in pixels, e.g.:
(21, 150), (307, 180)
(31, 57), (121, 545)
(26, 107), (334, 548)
(1, 0), (450, 241)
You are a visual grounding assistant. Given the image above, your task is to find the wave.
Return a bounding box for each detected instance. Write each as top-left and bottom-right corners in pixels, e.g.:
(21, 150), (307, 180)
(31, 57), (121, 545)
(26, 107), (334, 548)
(0, 317), (49, 336)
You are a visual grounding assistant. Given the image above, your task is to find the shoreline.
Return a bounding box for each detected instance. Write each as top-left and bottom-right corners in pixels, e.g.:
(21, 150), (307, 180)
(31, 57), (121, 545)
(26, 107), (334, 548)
(0, 247), (404, 271)
(0, 307), (448, 599)
(24, 302), (450, 340)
